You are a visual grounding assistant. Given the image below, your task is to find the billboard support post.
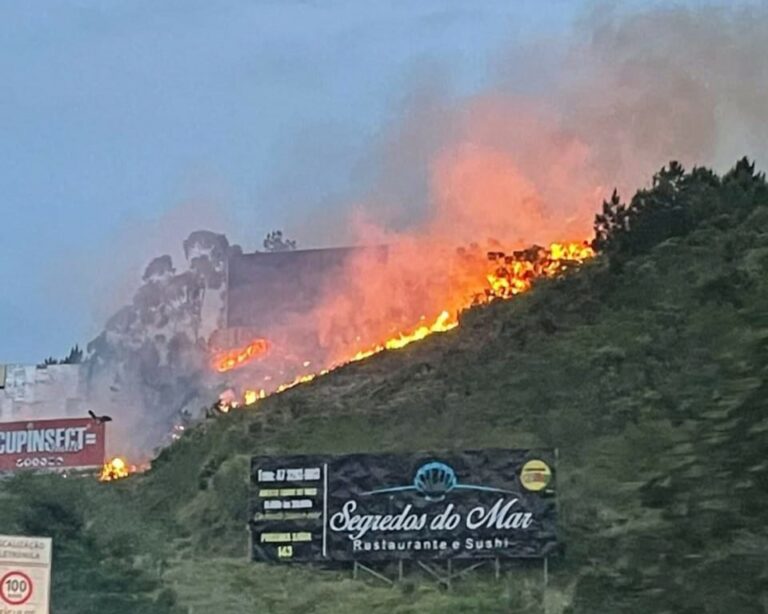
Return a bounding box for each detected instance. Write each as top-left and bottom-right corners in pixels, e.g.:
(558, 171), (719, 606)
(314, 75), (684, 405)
(351, 561), (394, 586)
(416, 560), (488, 590)
(417, 561), (449, 589)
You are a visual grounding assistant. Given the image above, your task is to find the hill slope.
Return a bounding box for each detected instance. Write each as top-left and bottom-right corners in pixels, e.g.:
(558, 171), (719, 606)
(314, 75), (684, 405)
(1, 160), (767, 614)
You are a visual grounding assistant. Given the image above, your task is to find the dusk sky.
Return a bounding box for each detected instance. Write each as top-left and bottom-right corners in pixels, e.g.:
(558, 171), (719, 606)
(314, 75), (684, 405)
(0, 0), (739, 362)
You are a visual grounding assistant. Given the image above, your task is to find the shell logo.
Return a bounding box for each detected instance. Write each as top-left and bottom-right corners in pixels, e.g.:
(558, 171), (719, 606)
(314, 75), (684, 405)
(519, 459), (552, 491)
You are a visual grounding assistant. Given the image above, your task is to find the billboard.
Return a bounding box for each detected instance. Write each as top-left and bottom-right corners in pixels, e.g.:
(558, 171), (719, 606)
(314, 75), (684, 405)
(0, 417), (105, 473)
(226, 246), (387, 330)
(250, 449), (557, 563)
(0, 535), (52, 614)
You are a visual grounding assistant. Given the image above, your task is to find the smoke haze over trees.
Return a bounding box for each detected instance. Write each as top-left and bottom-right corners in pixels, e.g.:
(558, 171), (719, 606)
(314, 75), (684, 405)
(84, 231), (239, 457)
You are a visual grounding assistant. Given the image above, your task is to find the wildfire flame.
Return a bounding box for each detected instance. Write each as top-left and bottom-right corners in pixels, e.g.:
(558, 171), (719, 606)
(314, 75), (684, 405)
(483, 241), (595, 300)
(212, 338), (270, 373)
(108, 243), (593, 480)
(99, 457), (131, 482)
(351, 310), (458, 362)
(244, 388), (267, 405)
(219, 240), (594, 408)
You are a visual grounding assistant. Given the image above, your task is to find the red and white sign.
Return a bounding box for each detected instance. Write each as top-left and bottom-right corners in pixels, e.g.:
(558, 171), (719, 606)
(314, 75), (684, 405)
(0, 417), (105, 473)
(0, 535), (51, 614)
(1, 571), (33, 605)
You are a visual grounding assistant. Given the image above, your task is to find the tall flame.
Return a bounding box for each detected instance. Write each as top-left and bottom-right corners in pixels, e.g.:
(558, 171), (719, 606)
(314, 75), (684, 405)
(212, 338), (270, 373)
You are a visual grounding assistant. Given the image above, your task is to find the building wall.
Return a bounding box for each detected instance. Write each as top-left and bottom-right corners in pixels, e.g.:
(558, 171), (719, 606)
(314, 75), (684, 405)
(0, 363), (87, 422)
(226, 246), (386, 333)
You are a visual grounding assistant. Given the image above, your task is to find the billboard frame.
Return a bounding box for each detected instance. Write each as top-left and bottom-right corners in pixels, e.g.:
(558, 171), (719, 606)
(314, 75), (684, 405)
(249, 448), (558, 566)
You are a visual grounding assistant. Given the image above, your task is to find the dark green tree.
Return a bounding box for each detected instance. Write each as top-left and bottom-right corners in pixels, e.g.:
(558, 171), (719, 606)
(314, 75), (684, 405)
(593, 158), (766, 261)
(593, 188), (628, 253)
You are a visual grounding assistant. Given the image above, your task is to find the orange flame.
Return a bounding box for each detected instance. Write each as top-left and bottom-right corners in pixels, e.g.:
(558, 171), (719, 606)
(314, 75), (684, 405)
(243, 388), (267, 405)
(229, 240), (594, 407)
(483, 241), (595, 300)
(212, 338), (270, 373)
(99, 457), (131, 482)
(351, 310), (458, 362)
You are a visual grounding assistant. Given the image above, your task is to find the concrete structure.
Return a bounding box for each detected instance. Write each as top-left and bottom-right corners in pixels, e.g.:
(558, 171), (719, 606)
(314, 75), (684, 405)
(0, 363), (87, 422)
(225, 246), (386, 333)
(2, 246), (385, 424)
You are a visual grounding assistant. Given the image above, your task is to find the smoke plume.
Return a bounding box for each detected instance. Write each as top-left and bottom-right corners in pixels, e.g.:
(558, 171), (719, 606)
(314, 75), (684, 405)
(89, 2), (768, 460)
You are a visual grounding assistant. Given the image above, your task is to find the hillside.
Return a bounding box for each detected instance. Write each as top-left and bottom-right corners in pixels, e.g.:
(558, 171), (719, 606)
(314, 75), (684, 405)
(1, 159), (767, 614)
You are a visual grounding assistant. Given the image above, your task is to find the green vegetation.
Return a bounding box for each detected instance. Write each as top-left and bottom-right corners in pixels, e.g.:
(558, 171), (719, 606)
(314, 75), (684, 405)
(2, 159), (767, 613)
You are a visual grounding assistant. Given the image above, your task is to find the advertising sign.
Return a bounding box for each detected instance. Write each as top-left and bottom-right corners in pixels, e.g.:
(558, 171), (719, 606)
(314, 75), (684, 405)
(250, 449), (557, 563)
(0, 417), (105, 473)
(0, 535), (52, 614)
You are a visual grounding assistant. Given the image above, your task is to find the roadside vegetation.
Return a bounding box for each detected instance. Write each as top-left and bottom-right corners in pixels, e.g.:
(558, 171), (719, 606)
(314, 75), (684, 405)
(1, 158), (767, 613)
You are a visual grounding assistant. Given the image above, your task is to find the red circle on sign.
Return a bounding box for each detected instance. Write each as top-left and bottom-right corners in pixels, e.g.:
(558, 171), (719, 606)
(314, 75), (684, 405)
(0, 570), (33, 605)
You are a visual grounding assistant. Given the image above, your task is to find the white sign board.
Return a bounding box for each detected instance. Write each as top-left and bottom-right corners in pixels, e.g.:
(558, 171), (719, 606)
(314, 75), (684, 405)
(0, 535), (51, 614)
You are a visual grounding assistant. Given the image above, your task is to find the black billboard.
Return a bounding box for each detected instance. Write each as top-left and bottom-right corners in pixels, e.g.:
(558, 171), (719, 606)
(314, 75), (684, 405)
(249, 449), (557, 563)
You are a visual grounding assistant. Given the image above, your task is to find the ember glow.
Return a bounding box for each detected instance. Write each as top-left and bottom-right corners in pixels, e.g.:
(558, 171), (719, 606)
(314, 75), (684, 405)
(212, 338), (270, 373)
(99, 457), (131, 482)
(484, 241), (596, 299)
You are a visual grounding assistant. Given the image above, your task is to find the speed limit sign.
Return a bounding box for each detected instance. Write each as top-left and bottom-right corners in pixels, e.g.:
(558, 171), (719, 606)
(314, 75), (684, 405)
(1, 571), (33, 605)
(0, 535), (51, 614)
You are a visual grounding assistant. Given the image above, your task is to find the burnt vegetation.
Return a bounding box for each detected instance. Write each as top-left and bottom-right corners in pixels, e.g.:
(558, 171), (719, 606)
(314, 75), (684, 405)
(2, 158), (768, 613)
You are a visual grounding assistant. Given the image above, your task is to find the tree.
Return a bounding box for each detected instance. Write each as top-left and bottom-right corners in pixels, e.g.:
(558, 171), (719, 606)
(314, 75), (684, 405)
(263, 230), (297, 252)
(62, 345), (83, 364)
(593, 188), (627, 253)
(593, 158), (765, 262)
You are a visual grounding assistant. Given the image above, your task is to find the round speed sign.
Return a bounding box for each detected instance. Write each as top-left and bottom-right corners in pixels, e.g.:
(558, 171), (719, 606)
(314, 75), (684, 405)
(0, 570), (34, 605)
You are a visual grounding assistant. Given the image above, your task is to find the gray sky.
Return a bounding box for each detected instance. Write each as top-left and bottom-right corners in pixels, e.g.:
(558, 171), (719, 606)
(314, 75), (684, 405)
(0, 0), (746, 363)
(1, 0), (585, 362)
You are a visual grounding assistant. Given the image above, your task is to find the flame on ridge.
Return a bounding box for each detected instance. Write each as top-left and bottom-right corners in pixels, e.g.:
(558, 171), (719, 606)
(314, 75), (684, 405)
(231, 241), (594, 407)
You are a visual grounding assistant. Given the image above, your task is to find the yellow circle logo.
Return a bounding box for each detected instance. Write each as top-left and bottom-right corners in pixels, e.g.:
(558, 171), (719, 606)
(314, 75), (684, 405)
(520, 459), (552, 491)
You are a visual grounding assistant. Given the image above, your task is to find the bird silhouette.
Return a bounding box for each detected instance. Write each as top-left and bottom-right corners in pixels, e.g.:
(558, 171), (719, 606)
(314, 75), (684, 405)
(88, 410), (113, 423)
